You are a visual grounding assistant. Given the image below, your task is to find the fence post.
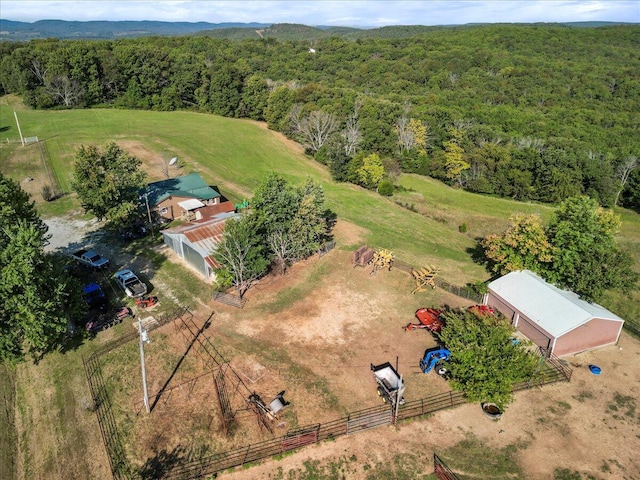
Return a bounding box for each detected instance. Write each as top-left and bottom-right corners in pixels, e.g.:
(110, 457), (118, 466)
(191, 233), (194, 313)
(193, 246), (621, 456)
(243, 444), (251, 464)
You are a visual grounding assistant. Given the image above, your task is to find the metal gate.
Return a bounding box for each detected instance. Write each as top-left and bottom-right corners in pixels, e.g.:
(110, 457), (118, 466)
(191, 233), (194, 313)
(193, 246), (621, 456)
(346, 406), (392, 434)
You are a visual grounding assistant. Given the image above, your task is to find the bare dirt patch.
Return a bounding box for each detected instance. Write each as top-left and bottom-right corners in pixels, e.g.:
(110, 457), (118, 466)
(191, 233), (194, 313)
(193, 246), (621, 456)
(219, 332), (640, 480)
(115, 139), (181, 183)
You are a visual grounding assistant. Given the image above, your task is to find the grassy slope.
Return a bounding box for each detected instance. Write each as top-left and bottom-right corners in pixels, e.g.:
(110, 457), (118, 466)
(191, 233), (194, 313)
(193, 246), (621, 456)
(0, 363), (16, 480)
(1, 102), (637, 286)
(0, 102), (638, 478)
(0, 107), (485, 282)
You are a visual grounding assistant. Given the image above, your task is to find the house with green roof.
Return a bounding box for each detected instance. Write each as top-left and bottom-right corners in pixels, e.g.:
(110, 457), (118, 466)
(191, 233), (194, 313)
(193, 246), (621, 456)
(144, 173), (222, 220)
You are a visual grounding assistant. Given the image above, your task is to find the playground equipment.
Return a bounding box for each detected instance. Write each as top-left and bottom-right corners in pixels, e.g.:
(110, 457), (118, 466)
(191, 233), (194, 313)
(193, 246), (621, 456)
(371, 362), (406, 407)
(404, 307), (444, 332)
(411, 266), (439, 294)
(420, 348), (451, 374)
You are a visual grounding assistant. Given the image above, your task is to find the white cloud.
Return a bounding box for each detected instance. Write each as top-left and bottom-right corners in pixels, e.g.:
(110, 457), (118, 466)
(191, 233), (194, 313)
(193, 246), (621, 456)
(0, 0), (638, 25)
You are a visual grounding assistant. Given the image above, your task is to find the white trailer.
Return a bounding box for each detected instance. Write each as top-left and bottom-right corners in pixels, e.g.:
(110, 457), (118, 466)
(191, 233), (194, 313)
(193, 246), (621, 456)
(371, 362), (405, 408)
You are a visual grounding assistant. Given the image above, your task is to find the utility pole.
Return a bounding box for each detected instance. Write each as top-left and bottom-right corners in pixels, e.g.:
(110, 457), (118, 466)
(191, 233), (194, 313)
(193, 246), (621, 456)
(394, 374), (404, 426)
(142, 192), (154, 235)
(144, 193), (152, 224)
(138, 317), (150, 414)
(13, 111), (24, 146)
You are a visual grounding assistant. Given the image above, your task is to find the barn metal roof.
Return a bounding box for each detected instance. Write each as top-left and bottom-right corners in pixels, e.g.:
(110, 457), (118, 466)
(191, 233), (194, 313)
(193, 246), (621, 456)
(163, 212), (240, 262)
(488, 270), (623, 338)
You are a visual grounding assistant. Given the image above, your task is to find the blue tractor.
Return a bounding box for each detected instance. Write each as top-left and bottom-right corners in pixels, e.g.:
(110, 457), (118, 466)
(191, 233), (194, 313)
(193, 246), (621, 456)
(420, 347), (451, 375)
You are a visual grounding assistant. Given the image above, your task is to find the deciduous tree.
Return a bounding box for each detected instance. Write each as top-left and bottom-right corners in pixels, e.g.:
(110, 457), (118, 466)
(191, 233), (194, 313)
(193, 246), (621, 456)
(212, 215), (269, 298)
(437, 308), (539, 410)
(266, 85), (296, 131)
(250, 172), (299, 238)
(545, 196), (637, 301)
(290, 109), (338, 154)
(615, 155), (638, 206)
(443, 126), (470, 185)
(355, 153), (385, 189)
(481, 214), (553, 275)
(289, 178), (331, 259)
(0, 174), (84, 361)
(481, 196), (638, 302)
(71, 142), (147, 226)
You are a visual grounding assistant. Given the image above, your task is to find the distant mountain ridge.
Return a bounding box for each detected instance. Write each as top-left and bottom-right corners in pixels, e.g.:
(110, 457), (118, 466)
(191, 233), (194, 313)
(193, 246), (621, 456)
(0, 19), (271, 40)
(0, 19), (633, 41)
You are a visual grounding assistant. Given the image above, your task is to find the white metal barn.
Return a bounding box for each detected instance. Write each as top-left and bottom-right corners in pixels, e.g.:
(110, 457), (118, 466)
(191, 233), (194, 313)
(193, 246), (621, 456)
(485, 270), (624, 357)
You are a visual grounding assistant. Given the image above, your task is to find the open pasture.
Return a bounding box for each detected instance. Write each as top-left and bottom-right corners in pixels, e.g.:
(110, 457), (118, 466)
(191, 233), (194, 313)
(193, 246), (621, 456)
(1, 101), (639, 479)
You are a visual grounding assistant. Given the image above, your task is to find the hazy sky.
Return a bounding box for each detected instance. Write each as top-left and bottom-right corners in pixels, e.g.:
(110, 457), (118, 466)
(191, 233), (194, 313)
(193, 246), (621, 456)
(1, 1), (638, 26)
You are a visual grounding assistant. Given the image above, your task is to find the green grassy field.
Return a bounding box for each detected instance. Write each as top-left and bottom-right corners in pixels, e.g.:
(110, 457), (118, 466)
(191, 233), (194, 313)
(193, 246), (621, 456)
(1, 99), (639, 479)
(0, 362), (16, 480)
(1, 99), (637, 284)
(0, 103), (487, 282)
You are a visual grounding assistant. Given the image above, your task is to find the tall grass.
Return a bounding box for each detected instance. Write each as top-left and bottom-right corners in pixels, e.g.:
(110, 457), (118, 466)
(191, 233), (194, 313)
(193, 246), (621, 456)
(0, 362), (16, 480)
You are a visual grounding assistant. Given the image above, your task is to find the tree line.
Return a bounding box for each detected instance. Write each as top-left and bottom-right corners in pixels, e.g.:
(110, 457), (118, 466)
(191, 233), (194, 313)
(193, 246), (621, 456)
(1, 25), (638, 209)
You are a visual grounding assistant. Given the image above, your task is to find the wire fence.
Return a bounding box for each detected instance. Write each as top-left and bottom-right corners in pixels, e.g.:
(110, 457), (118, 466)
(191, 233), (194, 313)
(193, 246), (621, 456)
(83, 312), (571, 480)
(372, 252), (484, 303)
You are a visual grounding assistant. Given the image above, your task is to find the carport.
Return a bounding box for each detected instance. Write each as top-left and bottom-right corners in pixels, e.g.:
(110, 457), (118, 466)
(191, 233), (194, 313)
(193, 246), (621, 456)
(484, 270), (624, 357)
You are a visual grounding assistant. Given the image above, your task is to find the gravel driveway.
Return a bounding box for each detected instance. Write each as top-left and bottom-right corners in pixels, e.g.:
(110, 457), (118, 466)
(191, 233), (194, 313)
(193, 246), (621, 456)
(44, 216), (106, 253)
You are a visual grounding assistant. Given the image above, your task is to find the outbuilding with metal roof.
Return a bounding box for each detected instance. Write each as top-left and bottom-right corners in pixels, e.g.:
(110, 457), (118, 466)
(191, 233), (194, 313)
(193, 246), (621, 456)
(485, 270), (624, 357)
(162, 211), (239, 279)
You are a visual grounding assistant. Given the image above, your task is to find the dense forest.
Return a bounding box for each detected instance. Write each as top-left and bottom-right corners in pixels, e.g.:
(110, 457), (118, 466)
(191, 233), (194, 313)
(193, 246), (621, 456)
(1, 24), (638, 209)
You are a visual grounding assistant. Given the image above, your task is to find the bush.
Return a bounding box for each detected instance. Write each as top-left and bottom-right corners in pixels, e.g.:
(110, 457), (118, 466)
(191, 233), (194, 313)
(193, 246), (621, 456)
(459, 222), (468, 233)
(377, 180), (394, 196)
(41, 184), (54, 202)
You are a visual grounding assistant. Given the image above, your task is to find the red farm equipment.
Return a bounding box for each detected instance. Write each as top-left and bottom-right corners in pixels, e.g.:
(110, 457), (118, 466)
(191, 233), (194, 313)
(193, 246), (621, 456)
(404, 304), (495, 332)
(135, 295), (158, 309)
(404, 308), (444, 332)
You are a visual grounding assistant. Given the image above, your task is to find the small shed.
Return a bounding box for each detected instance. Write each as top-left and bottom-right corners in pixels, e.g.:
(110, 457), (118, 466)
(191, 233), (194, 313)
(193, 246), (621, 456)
(162, 212), (239, 279)
(485, 270), (624, 357)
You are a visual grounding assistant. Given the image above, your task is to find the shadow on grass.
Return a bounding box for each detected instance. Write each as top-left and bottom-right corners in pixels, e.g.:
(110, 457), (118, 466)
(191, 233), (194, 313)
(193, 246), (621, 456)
(466, 237), (488, 266)
(139, 444), (213, 480)
(58, 331), (88, 356)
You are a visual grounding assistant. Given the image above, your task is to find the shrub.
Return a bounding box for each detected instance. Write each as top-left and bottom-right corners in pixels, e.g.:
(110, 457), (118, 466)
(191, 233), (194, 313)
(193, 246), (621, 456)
(41, 184), (54, 202)
(377, 180), (394, 196)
